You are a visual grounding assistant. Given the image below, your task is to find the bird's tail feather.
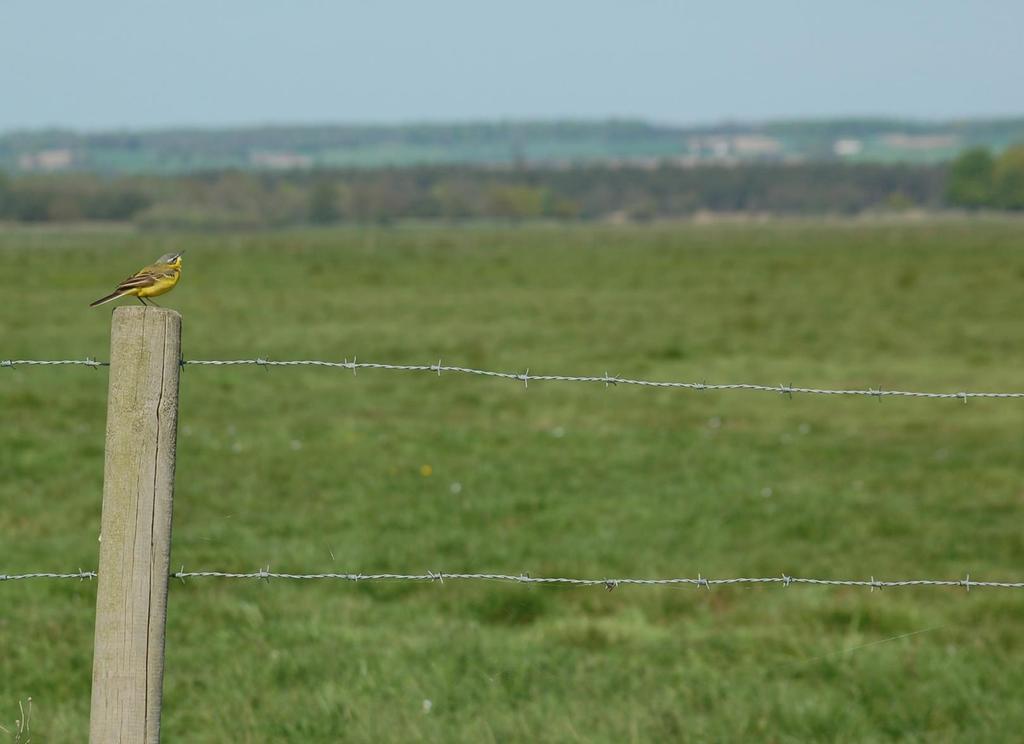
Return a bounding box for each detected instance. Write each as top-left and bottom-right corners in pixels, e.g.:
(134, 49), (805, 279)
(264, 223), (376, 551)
(89, 290), (127, 307)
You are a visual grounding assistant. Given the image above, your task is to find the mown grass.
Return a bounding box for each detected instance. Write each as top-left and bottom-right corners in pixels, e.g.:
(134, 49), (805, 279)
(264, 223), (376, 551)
(2, 219), (1023, 742)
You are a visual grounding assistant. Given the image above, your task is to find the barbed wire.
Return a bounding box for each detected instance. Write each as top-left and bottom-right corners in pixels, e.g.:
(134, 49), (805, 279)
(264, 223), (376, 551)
(4, 568), (1023, 591)
(1, 570), (97, 581)
(4, 357), (1024, 400)
(1, 358), (106, 368)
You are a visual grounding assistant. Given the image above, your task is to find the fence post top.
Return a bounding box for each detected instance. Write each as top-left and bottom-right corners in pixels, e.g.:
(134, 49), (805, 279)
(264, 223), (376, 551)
(111, 306), (182, 321)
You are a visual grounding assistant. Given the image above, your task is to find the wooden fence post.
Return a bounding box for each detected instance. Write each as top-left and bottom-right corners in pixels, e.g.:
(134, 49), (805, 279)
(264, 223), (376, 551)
(89, 306), (181, 744)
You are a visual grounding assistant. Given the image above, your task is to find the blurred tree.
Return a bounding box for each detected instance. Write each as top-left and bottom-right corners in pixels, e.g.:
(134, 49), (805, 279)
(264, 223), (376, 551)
(308, 179), (341, 223)
(885, 191), (914, 211)
(431, 179), (478, 219)
(545, 195), (582, 220)
(86, 187), (151, 220)
(993, 144), (1024, 210)
(486, 185), (546, 219)
(627, 198), (658, 222)
(0, 169), (9, 218)
(946, 147), (994, 208)
(9, 185), (51, 222)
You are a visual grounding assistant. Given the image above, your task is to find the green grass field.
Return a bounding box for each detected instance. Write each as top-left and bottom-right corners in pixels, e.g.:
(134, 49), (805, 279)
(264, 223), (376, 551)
(2, 220), (1024, 742)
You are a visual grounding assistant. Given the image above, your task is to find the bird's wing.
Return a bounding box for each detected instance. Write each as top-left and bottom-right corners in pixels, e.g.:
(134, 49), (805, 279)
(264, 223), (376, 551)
(114, 271), (160, 291)
(114, 268), (174, 291)
(111, 261), (178, 292)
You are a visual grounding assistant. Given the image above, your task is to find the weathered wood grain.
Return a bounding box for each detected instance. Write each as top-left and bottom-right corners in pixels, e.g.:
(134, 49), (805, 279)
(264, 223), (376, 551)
(89, 306), (181, 744)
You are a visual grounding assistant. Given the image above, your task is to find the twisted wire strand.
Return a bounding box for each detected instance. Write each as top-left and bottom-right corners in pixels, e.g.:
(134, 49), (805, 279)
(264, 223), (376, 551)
(4, 569), (1021, 591)
(4, 357), (1023, 400)
(1, 359), (107, 368)
(165, 570), (1024, 590)
(1, 571), (97, 581)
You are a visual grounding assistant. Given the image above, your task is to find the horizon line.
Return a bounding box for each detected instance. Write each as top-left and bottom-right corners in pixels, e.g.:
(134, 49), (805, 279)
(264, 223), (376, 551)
(4, 112), (1024, 138)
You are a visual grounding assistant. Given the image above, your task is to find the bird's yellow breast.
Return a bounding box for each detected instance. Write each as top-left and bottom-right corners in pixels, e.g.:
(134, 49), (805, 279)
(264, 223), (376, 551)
(135, 270), (180, 298)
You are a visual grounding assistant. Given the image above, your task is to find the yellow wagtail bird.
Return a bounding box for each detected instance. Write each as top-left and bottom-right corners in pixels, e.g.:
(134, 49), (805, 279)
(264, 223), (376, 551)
(89, 252), (184, 307)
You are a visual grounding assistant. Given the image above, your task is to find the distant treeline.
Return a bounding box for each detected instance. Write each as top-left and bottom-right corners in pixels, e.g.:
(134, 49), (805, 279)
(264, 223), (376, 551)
(4, 117), (1024, 172)
(0, 156), (1020, 228)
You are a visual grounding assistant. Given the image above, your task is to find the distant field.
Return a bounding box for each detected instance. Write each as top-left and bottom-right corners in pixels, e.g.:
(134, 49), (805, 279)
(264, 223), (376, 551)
(2, 220), (1024, 742)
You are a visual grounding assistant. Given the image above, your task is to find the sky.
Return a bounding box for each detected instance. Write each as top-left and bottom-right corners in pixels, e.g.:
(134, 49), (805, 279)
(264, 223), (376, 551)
(2, 1), (1022, 132)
